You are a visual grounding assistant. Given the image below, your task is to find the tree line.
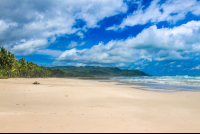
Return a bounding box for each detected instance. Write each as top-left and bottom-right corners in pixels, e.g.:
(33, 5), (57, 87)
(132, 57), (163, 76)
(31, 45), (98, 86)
(53, 65), (150, 76)
(0, 47), (88, 78)
(0, 47), (149, 79)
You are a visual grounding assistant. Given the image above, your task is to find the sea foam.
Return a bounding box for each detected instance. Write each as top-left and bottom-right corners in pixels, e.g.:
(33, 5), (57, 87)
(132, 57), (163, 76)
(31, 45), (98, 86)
(110, 75), (200, 92)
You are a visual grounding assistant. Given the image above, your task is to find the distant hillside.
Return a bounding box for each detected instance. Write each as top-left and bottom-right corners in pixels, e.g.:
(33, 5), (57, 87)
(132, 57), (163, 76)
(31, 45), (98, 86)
(52, 66), (150, 77)
(0, 47), (149, 78)
(0, 47), (93, 78)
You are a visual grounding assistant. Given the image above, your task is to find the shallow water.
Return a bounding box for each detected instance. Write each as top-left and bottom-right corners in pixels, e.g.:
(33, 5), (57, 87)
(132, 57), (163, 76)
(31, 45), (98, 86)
(110, 75), (200, 92)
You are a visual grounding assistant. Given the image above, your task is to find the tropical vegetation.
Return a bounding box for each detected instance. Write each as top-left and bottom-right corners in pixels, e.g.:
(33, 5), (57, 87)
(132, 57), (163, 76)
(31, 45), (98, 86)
(0, 47), (149, 79)
(53, 66), (150, 77)
(0, 47), (87, 78)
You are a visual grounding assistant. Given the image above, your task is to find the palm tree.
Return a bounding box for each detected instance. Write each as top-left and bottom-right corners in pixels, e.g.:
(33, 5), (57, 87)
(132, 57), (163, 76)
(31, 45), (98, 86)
(27, 61), (36, 77)
(0, 47), (7, 68)
(0, 47), (15, 69)
(7, 51), (15, 69)
(18, 58), (27, 77)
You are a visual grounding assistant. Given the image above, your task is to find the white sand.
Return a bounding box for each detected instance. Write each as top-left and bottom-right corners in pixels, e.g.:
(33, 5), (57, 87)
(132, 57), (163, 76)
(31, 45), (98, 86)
(0, 78), (200, 133)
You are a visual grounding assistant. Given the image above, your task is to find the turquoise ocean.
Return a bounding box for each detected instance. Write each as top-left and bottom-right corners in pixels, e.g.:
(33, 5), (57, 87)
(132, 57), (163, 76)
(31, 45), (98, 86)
(110, 75), (200, 92)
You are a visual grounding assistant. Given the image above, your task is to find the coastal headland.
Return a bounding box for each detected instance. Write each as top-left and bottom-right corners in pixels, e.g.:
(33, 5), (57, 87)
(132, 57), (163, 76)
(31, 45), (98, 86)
(0, 78), (200, 133)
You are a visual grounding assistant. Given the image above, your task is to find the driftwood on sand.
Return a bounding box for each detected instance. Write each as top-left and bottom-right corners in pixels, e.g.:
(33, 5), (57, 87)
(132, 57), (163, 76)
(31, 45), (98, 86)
(33, 81), (40, 84)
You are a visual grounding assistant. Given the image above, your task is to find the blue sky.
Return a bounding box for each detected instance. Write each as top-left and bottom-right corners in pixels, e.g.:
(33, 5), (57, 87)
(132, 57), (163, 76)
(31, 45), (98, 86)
(1, 0), (200, 75)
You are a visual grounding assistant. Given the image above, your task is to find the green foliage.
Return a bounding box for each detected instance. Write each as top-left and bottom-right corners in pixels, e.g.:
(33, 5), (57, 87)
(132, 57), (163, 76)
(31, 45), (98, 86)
(0, 47), (83, 78)
(0, 47), (15, 69)
(0, 47), (149, 78)
(53, 66), (150, 77)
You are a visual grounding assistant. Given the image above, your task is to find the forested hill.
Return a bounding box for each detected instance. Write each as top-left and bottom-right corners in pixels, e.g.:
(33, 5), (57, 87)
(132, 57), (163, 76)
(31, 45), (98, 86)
(0, 47), (92, 78)
(52, 66), (150, 77)
(0, 47), (149, 78)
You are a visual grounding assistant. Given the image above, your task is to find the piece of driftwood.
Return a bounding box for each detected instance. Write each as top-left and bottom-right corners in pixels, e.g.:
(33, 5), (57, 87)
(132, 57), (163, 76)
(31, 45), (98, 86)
(33, 81), (40, 84)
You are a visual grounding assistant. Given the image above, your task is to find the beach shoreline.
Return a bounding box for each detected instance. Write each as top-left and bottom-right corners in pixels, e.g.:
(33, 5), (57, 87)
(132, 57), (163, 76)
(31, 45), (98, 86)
(0, 78), (200, 133)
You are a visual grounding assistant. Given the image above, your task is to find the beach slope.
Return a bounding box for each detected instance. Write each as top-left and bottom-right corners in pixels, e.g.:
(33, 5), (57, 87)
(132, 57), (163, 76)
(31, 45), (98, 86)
(0, 78), (200, 133)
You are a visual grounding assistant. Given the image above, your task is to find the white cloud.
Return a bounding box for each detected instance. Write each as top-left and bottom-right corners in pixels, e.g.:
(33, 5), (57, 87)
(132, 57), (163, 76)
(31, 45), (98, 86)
(77, 32), (85, 39)
(116, 63), (126, 67)
(123, 20), (200, 54)
(105, 25), (119, 31)
(135, 67), (143, 70)
(107, 0), (200, 30)
(67, 41), (79, 48)
(191, 65), (200, 70)
(36, 49), (64, 57)
(155, 50), (185, 61)
(76, 63), (86, 67)
(67, 41), (85, 48)
(57, 20), (200, 65)
(0, 0), (127, 55)
(75, 0), (127, 28)
(0, 20), (18, 38)
(57, 41), (140, 64)
(11, 39), (48, 55)
(192, 43), (200, 52)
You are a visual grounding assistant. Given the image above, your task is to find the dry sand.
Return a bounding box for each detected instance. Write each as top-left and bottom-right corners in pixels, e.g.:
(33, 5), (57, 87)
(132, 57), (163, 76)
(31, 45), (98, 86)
(0, 78), (200, 133)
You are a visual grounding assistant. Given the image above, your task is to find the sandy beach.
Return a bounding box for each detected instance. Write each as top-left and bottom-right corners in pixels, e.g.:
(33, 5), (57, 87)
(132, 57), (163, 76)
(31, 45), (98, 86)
(0, 78), (200, 133)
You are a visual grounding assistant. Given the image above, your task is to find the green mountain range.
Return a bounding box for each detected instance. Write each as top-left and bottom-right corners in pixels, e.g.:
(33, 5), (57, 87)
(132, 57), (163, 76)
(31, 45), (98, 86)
(53, 66), (150, 77)
(0, 47), (149, 78)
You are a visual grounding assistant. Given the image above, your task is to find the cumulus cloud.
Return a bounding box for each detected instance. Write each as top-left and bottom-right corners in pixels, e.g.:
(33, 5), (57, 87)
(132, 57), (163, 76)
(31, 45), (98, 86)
(123, 20), (200, 56)
(0, 20), (18, 35)
(107, 0), (200, 30)
(67, 41), (85, 48)
(57, 41), (140, 65)
(76, 63), (86, 67)
(75, 0), (127, 28)
(36, 49), (63, 57)
(0, 0), (127, 55)
(191, 65), (200, 70)
(57, 20), (200, 66)
(77, 32), (85, 39)
(11, 39), (48, 55)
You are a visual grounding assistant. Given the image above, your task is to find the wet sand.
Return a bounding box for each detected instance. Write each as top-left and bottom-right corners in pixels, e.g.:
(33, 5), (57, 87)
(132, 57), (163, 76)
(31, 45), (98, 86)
(0, 78), (200, 133)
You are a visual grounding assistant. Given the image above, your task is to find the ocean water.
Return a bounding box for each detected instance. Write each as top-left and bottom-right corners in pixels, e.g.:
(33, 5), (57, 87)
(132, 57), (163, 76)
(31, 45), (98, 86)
(110, 75), (200, 92)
